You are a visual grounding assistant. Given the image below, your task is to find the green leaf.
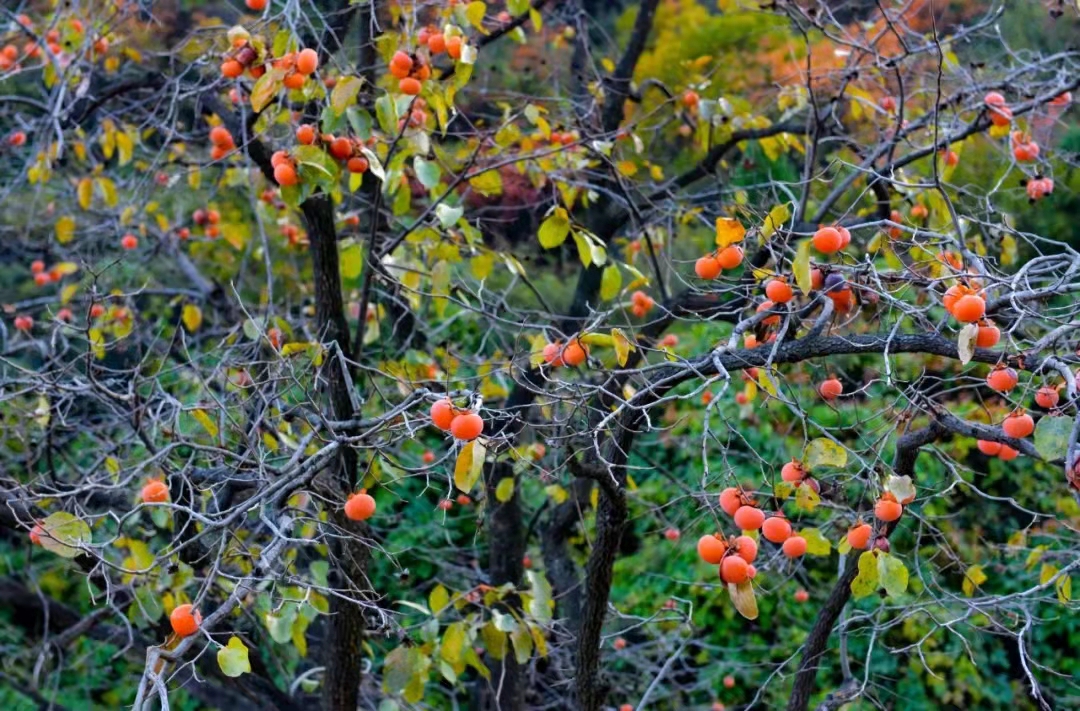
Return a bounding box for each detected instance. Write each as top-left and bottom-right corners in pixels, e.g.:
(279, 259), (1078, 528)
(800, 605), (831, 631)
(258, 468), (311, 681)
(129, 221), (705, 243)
(495, 477), (515, 503)
(331, 76), (363, 115)
(454, 440), (486, 493)
(962, 564), (987, 597)
(797, 528), (832, 556)
(464, 2), (489, 33)
(414, 157), (441, 190)
(877, 552), (908, 597)
(600, 264), (622, 301)
(340, 242), (363, 280)
(217, 637), (251, 677)
(429, 585), (449, 614)
(1034, 415), (1072, 461)
(375, 94), (398, 135)
(38, 512), (91, 558)
(803, 438), (847, 470)
(538, 208), (571, 249)
(526, 570), (553, 624)
(508, 0), (529, 13)
(510, 626), (533, 664)
(265, 605), (298, 644)
(793, 239), (812, 295)
(851, 551), (879, 599)
(435, 204), (463, 229)
(480, 623), (507, 660)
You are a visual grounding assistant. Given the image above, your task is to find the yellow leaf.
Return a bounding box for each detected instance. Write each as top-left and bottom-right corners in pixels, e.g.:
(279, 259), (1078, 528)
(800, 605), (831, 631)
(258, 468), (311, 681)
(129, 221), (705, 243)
(97, 177), (118, 207)
(962, 564), (987, 597)
(616, 160), (638, 177)
(116, 131), (134, 166)
(181, 304), (203, 332)
(51, 262), (79, 277)
(191, 408), (219, 439)
(454, 440), (486, 493)
(611, 328), (633, 367)
(188, 168), (201, 190)
(728, 581), (758, 620)
(495, 477), (515, 503)
(56, 216), (76, 244)
(60, 283), (79, 305)
(760, 203), (791, 240)
(715, 217), (746, 248)
(793, 239), (812, 295)
(77, 177), (93, 210)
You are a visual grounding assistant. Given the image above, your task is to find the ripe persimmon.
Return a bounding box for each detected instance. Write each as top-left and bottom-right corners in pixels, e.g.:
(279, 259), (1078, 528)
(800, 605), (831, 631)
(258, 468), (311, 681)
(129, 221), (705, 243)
(719, 487), (743, 516)
(697, 534), (727, 564)
(986, 366), (1018, 393)
(428, 33), (447, 54)
(952, 294), (985, 323)
(399, 77), (422, 95)
(984, 91), (1006, 107)
(1002, 410), (1034, 438)
(209, 126), (233, 147)
(765, 278), (794, 304)
(121, 234), (138, 250)
(977, 439), (1002, 455)
(818, 377), (843, 400)
(273, 162), (298, 186)
(246, 0), (267, 9)
(347, 157), (369, 174)
(296, 48), (319, 75)
(330, 137), (353, 160)
(782, 535), (807, 558)
(812, 226), (843, 253)
(141, 479), (169, 503)
(733, 535), (758, 563)
(30, 523), (43, 545)
(450, 412), (484, 440)
(389, 51), (413, 79)
(794, 588), (809, 603)
(715, 245), (743, 269)
(874, 493), (902, 522)
(446, 36), (464, 60)
(781, 459), (805, 483)
(998, 444), (1019, 461)
(430, 399), (456, 430)
(1035, 386), (1060, 409)
(695, 254), (722, 280)
(682, 90), (699, 108)
(296, 124), (316, 145)
(542, 342), (564, 367)
(562, 339), (589, 367)
(762, 515), (792, 543)
(847, 523), (872, 550)
(733, 505), (765, 531)
(664, 528), (680, 541)
(221, 60), (244, 78)
(989, 105), (1012, 127)
(976, 321), (1000, 348)
(756, 300), (780, 326)
(344, 490), (376, 521)
(283, 72), (306, 90)
(720, 555), (749, 584)
(170, 604), (202, 637)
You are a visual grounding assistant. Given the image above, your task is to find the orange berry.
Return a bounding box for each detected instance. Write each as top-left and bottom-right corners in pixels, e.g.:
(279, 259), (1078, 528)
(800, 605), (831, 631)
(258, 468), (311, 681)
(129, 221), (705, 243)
(720, 555), (749, 584)
(989, 105), (1012, 127)
(976, 439), (1002, 456)
(562, 339), (589, 367)
(1035, 386), (1060, 409)
(812, 226), (843, 253)
(8, 131), (27, 147)
(221, 60), (244, 78)
(246, 0), (268, 9)
(664, 528), (680, 541)
(330, 137), (353, 160)
(90, 304), (106, 319)
(697, 534), (727, 564)
(450, 412), (484, 441)
(170, 604), (202, 637)
(344, 491), (376, 521)
(847, 523), (872, 550)
(952, 294), (985, 323)
(209, 126), (233, 147)
(542, 342), (565, 367)
(399, 77), (422, 95)
(794, 589), (809, 603)
(33, 272), (50, 287)
(613, 637), (627, 650)
(296, 124), (316, 145)
(347, 156), (369, 174)
(274, 163), (298, 186)
(141, 480), (169, 503)
(910, 204), (929, 220)
(428, 33), (447, 54)
(733, 505), (765, 531)
(295, 48), (319, 75)
(986, 366), (1018, 393)
(1002, 410), (1034, 438)
(422, 450), (435, 464)
(682, 90), (699, 108)
(718, 487), (743, 516)
(781, 459), (805, 483)
(733, 535), (758, 563)
(121, 234), (138, 250)
(735, 392), (749, 405)
(756, 300), (780, 326)
(430, 399), (456, 431)
(723, 676), (736, 689)
(874, 494), (902, 522)
(762, 516), (792, 543)
(782, 535), (807, 558)
(818, 377), (843, 400)
(765, 278), (794, 304)
(715, 245), (743, 269)
(446, 36), (463, 60)
(695, 254), (722, 280)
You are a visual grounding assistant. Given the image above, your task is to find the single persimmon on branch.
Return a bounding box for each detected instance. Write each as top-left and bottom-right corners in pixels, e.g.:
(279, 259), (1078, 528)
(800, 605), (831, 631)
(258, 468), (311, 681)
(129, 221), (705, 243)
(1, 1), (1079, 711)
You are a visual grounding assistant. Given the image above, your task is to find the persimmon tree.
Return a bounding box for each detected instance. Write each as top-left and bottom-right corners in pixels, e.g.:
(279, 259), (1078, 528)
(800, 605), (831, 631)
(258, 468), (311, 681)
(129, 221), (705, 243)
(1, 0), (1079, 710)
